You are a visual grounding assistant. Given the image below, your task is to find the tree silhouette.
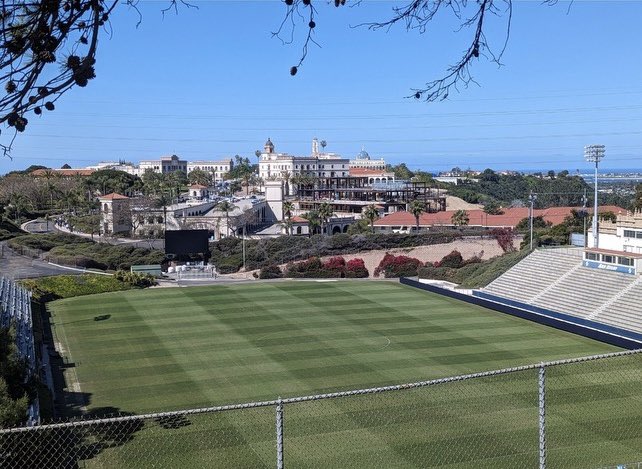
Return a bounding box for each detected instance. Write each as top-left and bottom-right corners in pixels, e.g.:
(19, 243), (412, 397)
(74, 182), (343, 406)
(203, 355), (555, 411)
(408, 200), (426, 232)
(278, 0), (522, 102)
(282, 200), (294, 235)
(318, 202), (334, 235)
(217, 200), (235, 237)
(302, 210), (321, 237)
(451, 209), (470, 227)
(363, 204), (379, 234)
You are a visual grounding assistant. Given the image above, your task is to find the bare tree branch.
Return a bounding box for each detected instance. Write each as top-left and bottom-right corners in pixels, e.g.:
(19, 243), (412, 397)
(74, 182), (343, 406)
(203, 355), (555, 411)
(276, 0), (518, 103)
(0, 0), (191, 157)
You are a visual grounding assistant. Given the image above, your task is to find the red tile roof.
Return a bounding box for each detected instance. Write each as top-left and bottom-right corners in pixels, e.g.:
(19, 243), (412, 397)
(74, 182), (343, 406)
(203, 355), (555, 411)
(189, 184), (208, 189)
(374, 205), (627, 228)
(290, 216), (308, 223)
(98, 193), (129, 200)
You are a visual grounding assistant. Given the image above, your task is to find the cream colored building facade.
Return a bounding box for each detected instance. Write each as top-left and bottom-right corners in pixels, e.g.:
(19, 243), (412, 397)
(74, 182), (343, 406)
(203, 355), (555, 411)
(258, 138), (350, 183)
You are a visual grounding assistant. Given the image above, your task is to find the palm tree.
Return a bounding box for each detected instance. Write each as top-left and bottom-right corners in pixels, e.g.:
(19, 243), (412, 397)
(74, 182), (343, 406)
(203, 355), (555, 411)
(217, 200), (236, 237)
(282, 200), (294, 235)
(318, 202), (334, 235)
(42, 169), (59, 209)
(451, 209), (469, 228)
(282, 171), (291, 196)
(155, 192), (173, 234)
(281, 218), (294, 236)
(302, 210), (321, 237)
(290, 173), (303, 196)
(408, 200), (426, 232)
(363, 204), (379, 234)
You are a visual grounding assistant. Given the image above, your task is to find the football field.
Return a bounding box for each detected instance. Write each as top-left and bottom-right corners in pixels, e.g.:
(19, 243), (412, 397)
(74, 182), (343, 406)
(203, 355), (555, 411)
(48, 280), (641, 468)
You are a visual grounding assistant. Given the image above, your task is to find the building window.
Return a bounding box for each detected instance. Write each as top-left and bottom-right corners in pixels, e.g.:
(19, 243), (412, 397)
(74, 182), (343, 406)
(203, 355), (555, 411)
(625, 230), (635, 237)
(585, 252), (598, 261)
(618, 256), (634, 266)
(602, 255), (615, 263)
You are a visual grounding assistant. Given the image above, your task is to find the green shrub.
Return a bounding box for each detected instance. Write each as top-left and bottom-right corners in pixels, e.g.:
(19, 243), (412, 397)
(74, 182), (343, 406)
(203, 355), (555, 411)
(216, 255), (243, 274)
(45, 243), (164, 271)
(20, 275), (132, 302)
(434, 250), (464, 268)
(259, 265), (282, 279)
(0, 220), (24, 240)
(9, 233), (92, 252)
(418, 250), (530, 289)
(114, 270), (157, 287)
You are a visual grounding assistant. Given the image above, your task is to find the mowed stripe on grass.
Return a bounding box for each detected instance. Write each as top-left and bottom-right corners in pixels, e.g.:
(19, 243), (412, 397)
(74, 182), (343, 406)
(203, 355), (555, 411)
(51, 281), (618, 413)
(48, 281), (642, 468)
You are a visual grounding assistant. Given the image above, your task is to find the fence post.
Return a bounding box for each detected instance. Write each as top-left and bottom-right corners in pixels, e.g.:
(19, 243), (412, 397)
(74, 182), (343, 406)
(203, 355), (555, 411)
(538, 364), (547, 469)
(276, 398), (284, 469)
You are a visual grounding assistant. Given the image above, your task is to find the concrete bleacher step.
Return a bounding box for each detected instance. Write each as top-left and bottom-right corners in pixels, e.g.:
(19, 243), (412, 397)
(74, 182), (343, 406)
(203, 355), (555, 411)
(480, 248), (642, 335)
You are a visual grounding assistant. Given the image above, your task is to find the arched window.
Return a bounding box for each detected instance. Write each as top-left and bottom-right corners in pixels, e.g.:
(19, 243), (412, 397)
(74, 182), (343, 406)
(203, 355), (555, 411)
(103, 203), (109, 213)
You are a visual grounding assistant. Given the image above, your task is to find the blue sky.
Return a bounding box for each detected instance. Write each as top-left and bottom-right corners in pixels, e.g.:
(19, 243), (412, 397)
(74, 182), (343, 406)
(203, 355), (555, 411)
(3, 0), (642, 175)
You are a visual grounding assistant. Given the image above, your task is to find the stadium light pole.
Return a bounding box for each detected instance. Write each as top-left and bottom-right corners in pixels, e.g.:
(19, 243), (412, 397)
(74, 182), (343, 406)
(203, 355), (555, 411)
(584, 144), (606, 248)
(581, 189), (588, 247)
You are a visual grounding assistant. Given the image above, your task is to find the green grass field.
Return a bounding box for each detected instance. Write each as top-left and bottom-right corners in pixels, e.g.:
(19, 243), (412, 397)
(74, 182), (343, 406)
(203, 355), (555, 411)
(46, 280), (641, 468)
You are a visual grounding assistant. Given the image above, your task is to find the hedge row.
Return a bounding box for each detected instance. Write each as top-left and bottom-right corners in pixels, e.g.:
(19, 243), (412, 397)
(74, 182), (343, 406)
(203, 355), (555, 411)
(8, 233), (92, 252)
(8, 233), (164, 271)
(258, 256), (370, 279)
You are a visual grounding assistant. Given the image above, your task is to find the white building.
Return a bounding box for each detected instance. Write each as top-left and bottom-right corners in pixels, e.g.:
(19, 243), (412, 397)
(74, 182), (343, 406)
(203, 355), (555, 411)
(187, 159), (234, 182)
(85, 161), (143, 177)
(589, 210), (642, 253)
(583, 209), (642, 275)
(349, 148), (386, 170)
(139, 155), (187, 174)
(258, 138), (350, 184)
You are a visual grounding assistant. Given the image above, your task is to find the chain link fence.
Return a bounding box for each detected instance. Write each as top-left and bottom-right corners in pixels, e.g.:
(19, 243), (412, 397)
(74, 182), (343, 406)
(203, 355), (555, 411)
(1, 349), (641, 468)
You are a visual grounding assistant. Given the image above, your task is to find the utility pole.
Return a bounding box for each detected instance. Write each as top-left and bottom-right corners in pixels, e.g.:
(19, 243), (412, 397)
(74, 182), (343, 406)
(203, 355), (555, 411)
(242, 225), (246, 271)
(529, 191), (537, 251)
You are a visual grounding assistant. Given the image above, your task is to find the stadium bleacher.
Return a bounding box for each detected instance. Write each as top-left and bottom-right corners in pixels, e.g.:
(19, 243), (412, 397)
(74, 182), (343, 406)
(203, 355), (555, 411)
(482, 249), (642, 334)
(0, 276), (38, 424)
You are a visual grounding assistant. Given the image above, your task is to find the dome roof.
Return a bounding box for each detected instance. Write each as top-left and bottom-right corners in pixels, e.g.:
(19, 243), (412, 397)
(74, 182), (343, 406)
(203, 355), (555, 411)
(265, 138), (274, 148)
(357, 149), (370, 159)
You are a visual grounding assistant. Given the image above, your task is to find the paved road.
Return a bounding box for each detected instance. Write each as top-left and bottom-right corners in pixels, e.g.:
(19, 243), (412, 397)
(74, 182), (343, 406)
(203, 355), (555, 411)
(22, 218), (56, 234)
(23, 218), (165, 249)
(0, 242), (81, 279)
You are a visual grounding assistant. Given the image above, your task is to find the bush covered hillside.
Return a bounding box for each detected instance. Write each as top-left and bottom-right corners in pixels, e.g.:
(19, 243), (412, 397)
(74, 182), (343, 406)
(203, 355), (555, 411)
(0, 218), (24, 241)
(418, 249), (530, 289)
(8, 233), (164, 271)
(210, 232), (463, 274)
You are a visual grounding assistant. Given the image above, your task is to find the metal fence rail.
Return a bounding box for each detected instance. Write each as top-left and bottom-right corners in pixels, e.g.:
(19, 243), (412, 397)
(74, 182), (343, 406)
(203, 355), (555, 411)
(1, 349), (641, 468)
